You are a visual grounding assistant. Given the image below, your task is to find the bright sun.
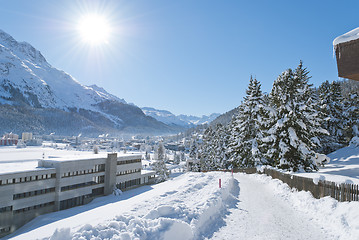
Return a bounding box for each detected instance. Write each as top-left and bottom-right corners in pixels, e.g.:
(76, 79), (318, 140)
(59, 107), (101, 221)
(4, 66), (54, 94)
(77, 14), (111, 45)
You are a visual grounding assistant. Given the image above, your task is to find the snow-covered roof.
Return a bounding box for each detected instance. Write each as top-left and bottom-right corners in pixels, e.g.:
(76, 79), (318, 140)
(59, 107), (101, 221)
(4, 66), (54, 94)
(42, 153), (108, 162)
(333, 27), (359, 45)
(0, 161), (42, 175)
(0, 146), (141, 174)
(141, 169), (156, 176)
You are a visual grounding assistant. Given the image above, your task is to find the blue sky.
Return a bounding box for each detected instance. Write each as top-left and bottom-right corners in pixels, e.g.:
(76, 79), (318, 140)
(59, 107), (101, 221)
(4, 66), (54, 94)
(0, 0), (358, 116)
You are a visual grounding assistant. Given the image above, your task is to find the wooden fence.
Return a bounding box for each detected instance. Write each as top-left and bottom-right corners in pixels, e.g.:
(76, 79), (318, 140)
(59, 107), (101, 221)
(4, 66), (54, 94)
(222, 168), (359, 202)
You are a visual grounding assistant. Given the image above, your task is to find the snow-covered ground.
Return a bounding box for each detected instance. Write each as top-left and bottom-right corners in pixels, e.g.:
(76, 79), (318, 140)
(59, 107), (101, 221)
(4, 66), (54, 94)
(2, 145), (359, 239)
(4, 171), (359, 240)
(295, 145), (359, 185)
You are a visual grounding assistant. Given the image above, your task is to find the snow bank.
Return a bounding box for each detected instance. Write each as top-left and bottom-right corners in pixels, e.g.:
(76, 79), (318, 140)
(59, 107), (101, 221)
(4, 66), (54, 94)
(192, 177), (239, 239)
(12, 172), (239, 240)
(349, 136), (359, 147)
(66, 176), (239, 240)
(66, 215), (193, 240)
(252, 174), (359, 239)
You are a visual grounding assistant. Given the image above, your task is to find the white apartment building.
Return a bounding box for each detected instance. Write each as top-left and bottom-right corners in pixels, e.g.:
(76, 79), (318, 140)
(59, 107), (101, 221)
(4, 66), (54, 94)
(0, 153), (155, 237)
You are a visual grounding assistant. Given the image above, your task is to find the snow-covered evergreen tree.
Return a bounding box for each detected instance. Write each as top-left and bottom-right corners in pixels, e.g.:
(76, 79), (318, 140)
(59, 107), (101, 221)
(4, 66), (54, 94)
(227, 106), (243, 168)
(318, 80), (346, 153)
(343, 90), (359, 140)
(199, 127), (214, 170)
(155, 142), (166, 161)
(213, 123), (229, 169)
(189, 138), (198, 159)
(173, 152), (180, 164)
(180, 152), (186, 162)
(227, 77), (268, 168)
(265, 62), (325, 172)
(153, 142), (169, 182)
(200, 123), (229, 170)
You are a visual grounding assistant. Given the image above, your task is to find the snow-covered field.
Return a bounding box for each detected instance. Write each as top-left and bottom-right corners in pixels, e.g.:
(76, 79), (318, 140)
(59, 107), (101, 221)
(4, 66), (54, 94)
(2, 145), (359, 239)
(295, 144), (359, 185)
(4, 171), (359, 240)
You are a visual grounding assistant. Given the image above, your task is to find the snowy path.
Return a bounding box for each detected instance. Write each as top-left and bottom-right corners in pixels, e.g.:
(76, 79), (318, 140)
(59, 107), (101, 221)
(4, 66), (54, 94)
(210, 174), (333, 240)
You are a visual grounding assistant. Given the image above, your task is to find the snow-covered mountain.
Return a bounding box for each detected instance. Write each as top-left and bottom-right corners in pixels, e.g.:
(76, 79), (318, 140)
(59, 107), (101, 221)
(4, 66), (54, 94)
(86, 84), (128, 105)
(141, 107), (220, 127)
(0, 29), (175, 136)
(177, 113), (220, 125)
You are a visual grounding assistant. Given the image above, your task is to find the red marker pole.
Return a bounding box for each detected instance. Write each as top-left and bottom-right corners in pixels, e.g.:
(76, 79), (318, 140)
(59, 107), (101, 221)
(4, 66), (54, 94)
(219, 178), (221, 188)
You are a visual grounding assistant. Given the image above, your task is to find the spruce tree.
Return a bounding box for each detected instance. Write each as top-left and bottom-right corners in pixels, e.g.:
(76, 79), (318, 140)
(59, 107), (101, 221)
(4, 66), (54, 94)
(346, 91), (359, 138)
(213, 123), (230, 169)
(318, 80), (346, 153)
(227, 77), (268, 168)
(265, 62), (325, 172)
(227, 106), (244, 168)
(200, 127), (214, 171)
(202, 123), (229, 170)
(189, 138), (198, 159)
(153, 142), (169, 182)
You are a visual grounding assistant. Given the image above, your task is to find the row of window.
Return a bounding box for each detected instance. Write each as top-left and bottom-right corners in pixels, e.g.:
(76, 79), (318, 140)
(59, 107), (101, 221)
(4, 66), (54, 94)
(13, 187), (55, 200)
(13, 201), (54, 214)
(60, 176), (104, 192)
(92, 187), (104, 196)
(117, 168), (141, 176)
(61, 164), (105, 178)
(60, 194), (91, 210)
(0, 226), (10, 234)
(117, 159), (141, 165)
(0, 173), (56, 186)
(0, 206), (12, 213)
(115, 178), (141, 190)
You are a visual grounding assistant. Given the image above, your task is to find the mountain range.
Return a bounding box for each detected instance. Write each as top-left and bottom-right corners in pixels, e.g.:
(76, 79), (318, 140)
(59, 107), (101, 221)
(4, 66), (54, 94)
(141, 107), (220, 127)
(0, 29), (218, 136)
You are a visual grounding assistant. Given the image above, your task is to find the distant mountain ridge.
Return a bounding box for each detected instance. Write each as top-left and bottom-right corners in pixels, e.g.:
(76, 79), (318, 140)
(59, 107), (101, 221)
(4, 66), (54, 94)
(141, 107), (220, 127)
(0, 29), (178, 136)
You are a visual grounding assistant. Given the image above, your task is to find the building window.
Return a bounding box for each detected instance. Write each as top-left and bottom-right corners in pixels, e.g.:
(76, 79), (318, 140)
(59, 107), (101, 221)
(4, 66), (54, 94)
(116, 178), (141, 190)
(117, 159), (141, 165)
(0, 206), (12, 213)
(60, 177), (103, 192)
(13, 187), (55, 200)
(13, 202), (54, 214)
(59, 195), (91, 210)
(0, 226), (11, 234)
(92, 187), (104, 196)
(61, 164), (106, 178)
(116, 168), (141, 176)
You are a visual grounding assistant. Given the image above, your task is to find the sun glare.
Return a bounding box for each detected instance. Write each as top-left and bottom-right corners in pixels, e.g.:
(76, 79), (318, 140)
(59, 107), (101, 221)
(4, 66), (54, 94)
(77, 14), (111, 45)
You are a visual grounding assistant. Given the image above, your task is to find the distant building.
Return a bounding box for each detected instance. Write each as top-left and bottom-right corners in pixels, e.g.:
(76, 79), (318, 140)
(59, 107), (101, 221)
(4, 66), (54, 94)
(0, 133), (18, 146)
(165, 143), (186, 151)
(0, 153), (155, 237)
(21, 132), (33, 142)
